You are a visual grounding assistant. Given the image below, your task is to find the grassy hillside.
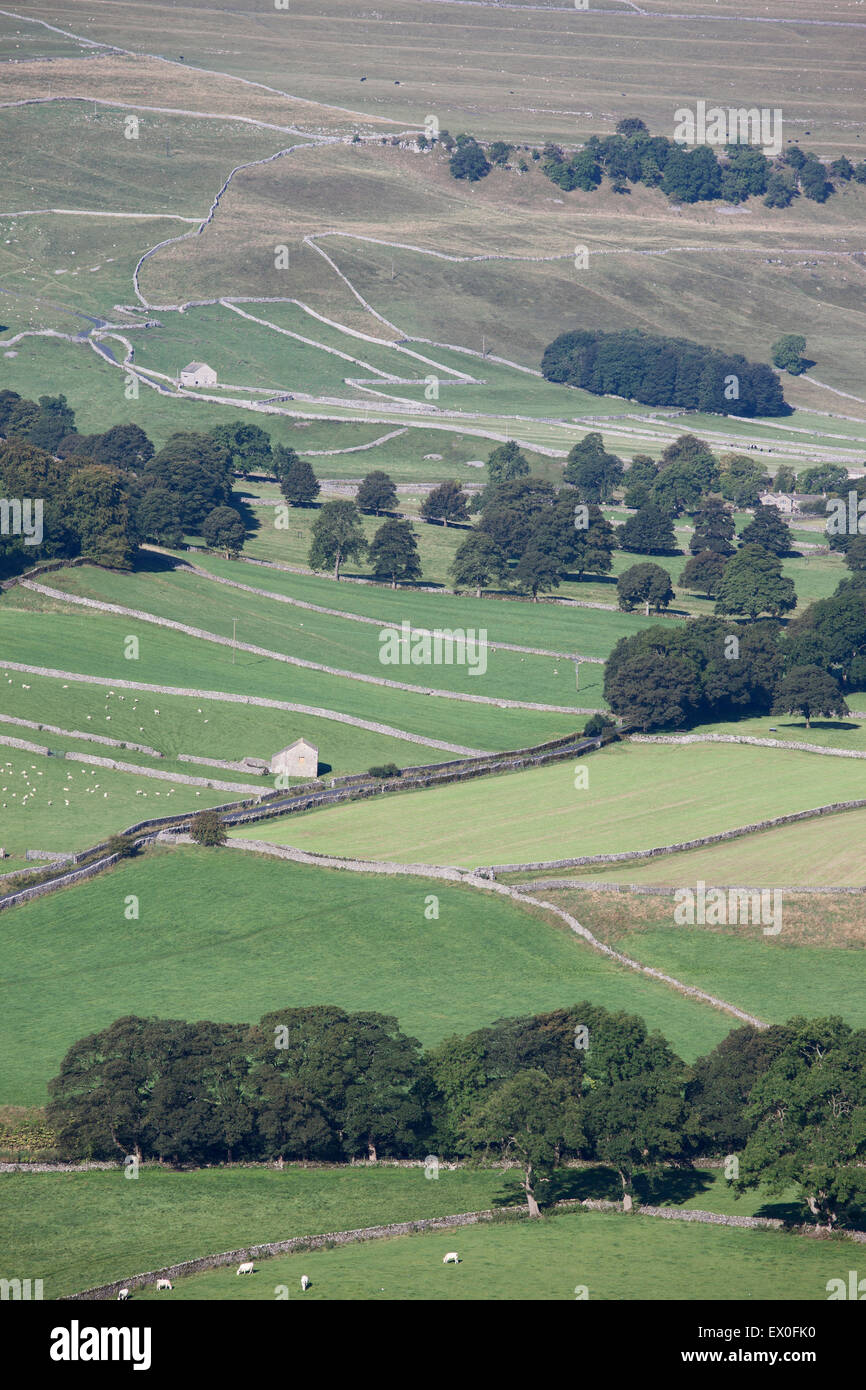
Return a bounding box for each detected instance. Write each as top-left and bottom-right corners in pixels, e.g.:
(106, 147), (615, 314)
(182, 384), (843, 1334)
(0, 845), (739, 1104)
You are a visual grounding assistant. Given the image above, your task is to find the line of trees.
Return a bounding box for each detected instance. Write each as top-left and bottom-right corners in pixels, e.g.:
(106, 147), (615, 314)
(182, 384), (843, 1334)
(541, 330), (789, 417)
(47, 1005), (866, 1228)
(439, 116), (864, 206)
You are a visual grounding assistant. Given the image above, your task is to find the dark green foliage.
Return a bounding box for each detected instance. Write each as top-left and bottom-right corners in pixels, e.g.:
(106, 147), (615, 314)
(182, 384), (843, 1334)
(763, 168), (798, 208)
(367, 763), (402, 779)
(772, 665), (849, 726)
(485, 440), (530, 487)
(420, 480), (470, 527)
(623, 455), (658, 510)
(771, 334), (808, 376)
(800, 463), (849, 495)
(275, 448), (320, 507)
(583, 712), (615, 738)
(661, 145), (723, 202)
(718, 454), (769, 508)
(308, 500), (367, 580)
(449, 136), (490, 182)
(542, 329), (788, 417)
(604, 617), (782, 729)
(25, 394), (77, 453)
(687, 1024), (796, 1154)
(201, 505), (246, 557)
(740, 504), (791, 556)
(720, 145), (770, 202)
(368, 517), (422, 587)
(690, 497), (735, 556)
(449, 532), (508, 596)
(136, 488), (183, 547)
(143, 433), (233, 529)
(735, 1018), (866, 1229)
(513, 543), (562, 600)
(617, 562), (674, 616)
(618, 504), (677, 554)
(681, 549), (726, 598)
(563, 432), (624, 502)
(357, 470), (398, 516)
(189, 809), (227, 846)
(209, 421), (272, 473)
(90, 424), (154, 471)
(715, 545), (796, 619)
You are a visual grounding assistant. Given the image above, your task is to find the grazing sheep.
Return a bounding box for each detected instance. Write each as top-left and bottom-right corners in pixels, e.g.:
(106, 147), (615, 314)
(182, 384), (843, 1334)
(236, 1262), (254, 1275)
(156, 1278), (173, 1291)
(117, 1288), (130, 1301)
(300, 1275), (310, 1291)
(443, 1252), (459, 1265)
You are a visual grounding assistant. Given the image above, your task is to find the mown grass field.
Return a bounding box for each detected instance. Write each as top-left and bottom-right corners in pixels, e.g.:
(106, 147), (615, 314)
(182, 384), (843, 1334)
(236, 740), (866, 868)
(533, 806), (866, 889)
(0, 845), (739, 1105)
(130, 1208), (849, 1302)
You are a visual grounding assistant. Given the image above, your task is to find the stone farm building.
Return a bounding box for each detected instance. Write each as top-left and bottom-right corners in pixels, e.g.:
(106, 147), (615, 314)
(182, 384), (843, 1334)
(180, 361), (217, 387)
(270, 739), (319, 778)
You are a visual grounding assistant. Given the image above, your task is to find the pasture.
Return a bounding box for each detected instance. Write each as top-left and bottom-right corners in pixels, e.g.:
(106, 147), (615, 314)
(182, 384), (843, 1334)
(234, 740), (866, 868)
(0, 844), (739, 1105)
(0, 667), (458, 781)
(38, 561), (607, 709)
(3, 1162), (811, 1301)
(0, 750), (228, 865)
(0, 597), (581, 751)
(128, 1208), (847, 1302)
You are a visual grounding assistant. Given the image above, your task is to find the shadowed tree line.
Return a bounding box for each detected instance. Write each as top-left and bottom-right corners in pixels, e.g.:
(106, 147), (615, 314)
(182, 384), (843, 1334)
(47, 1005), (866, 1227)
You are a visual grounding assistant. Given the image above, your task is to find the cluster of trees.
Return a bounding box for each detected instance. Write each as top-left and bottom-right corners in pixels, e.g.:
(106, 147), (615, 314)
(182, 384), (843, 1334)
(541, 329), (789, 417)
(604, 574), (860, 729)
(444, 441), (618, 599)
(0, 394), (257, 571)
(48, 1006), (866, 1228)
(307, 499), (421, 586)
(541, 118), (860, 207)
(438, 118), (862, 209)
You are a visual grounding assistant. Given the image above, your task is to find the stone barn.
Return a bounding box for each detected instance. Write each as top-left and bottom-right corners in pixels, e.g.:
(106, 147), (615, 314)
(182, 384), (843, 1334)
(270, 739), (319, 779)
(180, 361), (217, 387)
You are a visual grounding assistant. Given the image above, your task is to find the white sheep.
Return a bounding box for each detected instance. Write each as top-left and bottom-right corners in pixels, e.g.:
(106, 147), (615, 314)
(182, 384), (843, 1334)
(156, 1278), (173, 1291)
(236, 1262), (254, 1275)
(300, 1275), (310, 1291)
(117, 1288), (130, 1301)
(443, 1252), (459, 1265)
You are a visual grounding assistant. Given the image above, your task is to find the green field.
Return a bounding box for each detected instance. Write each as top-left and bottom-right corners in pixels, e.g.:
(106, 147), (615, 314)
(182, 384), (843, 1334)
(0, 750), (230, 864)
(0, 845), (740, 1104)
(543, 806), (866, 889)
(130, 1208), (849, 1302)
(0, 667), (464, 784)
(4, 1165), (507, 1300)
(0, 597), (581, 751)
(234, 740), (866, 868)
(4, 1161), (815, 1301)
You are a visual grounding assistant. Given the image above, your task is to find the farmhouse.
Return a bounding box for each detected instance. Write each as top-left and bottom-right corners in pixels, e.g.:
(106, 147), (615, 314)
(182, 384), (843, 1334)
(270, 739), (319, 778)
(179, 361), (217, 387)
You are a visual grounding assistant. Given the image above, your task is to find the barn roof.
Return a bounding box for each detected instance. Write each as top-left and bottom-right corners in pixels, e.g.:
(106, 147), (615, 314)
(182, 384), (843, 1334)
(182, 361), (211, 372)
(274, 738), (318, 755)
